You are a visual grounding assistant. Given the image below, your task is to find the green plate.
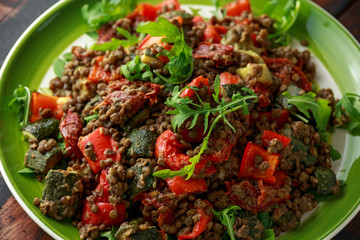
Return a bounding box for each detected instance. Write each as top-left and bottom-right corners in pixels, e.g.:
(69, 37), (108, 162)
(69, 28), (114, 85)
(0, 0), (359, 239)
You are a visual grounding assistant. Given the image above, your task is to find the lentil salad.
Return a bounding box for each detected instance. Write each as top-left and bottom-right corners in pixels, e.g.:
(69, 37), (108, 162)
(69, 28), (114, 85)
(8, 0), (360, 240)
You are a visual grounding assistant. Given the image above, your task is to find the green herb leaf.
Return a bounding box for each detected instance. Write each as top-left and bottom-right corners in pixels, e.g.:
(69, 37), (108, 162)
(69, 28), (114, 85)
(137, 17), (193, 84)
(120, 55), (154, 82)
(86, 31), (99, 40)
(53, 58), (66, 78)
(82, 0), (137, 31)
(39, 87), (53, 95)
(92, 27), (140, 51)
(335, 93), (360, 134)
(100, 226), (118, 240)
(84, 113), (99, 123)
(330, 145), (341, 160)
(62, 52), (73, 61)
(263, 229), (275, 240)
(257, 212), (272, 229)
(18, 167), (35, 174)
(8, 85), (31, 127)
(212, 206), (242, 240)
(282, 91), (331, 132)
(153, 82), (257, 179)
(263, 0), (301, 45)
(189, 7), (201, 16)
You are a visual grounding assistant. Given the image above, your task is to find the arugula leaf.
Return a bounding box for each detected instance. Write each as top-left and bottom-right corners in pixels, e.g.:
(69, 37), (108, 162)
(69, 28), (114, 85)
(330, 145), (341, 160)
(100, 226), (118, 240)
(263, 229), (275, 240)
(153, 80), (258, 179)
(335, 93), (360, 134)
(137, 17), (193, 84)
(62, 52), (73, 61)
(257, 212), (272, 229)
(84, 113), (99, 123)
(8, 85), (31, 127)
(18, 167), (35, 174)
(92, 27), (140, 51)
(282, 91), (331, 132)
(263, 0), (301, 45)
(53, 58), (66, 78)
(82, 0), (137, 31)
(212, 206), (242, 240)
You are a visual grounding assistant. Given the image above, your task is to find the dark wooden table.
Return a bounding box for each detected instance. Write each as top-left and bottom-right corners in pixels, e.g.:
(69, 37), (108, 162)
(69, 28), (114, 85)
(0, 0), (359, 239)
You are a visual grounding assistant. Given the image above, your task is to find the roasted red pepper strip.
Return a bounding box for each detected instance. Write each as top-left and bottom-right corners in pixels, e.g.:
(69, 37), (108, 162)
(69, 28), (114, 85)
(88, 56), (122, 83)
(178, 201), (213, 239)
(193, 42), (233, 66)
(238, 142), (279, 183)
(226, 180), (289, 213)
(30, 92), (70, 122)
(225, 0), (251, 16)
(202, 25), (222, 43)
(81, 201), (125, 226)
(166, 176), (207, 195)
(78, 127), (121, 173)
(179, 76), (210, 98)
(155, 130), (216, 175)
(263, 57), (312, 92)
(59, 110), (83, 160)
(94, 169), (110, 202)
(262, 130), (291, 148)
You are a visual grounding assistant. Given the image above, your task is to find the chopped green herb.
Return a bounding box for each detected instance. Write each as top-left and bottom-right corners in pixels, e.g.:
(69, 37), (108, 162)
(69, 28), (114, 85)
(84, 113), (99, 123)
(330, 145), (341, 160)
(257, 212), (272, 229)
(263, 229), (275, 240)
(8, 85), (31, 127)
(86, 31), (98, 40)
(120, 55), (154, 82)
(189, 7), (201, 16)
(153, 78), (257, 179)
(62, 52), (73, 61)
(53, 58), (66, 78)
(100, 226), (118, 240)
(18, 167), (35, 174)
(92, 27), (140, 51)
(212, 206), (242, 240)
(81, 0), (137, 31)
(335, 93), (360, 135)
(282, 91), (331, 132)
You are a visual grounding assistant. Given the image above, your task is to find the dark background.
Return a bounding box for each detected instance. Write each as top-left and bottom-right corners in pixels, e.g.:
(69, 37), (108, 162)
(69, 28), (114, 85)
(0, 0), (359, 239)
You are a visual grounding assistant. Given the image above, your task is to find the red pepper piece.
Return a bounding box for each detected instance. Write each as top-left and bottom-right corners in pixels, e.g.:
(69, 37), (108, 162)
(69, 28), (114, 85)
(225, 0), (251, 16)
(156, 0), (181, 11)
(178, 201), (213, 239)
(250, 109), (290, 129)
(78, 127), (121, 173)
(181, 126), (206, 144)
(88, 56), (121, 83)
(59, 110), (83, 160)
(193, 42), (233, 66)
(214, 25), (228, 34)
(273, 170), (288, 188)
(220, 72), (242, 85)
(134, 3), (158, 21)
(179, 76), (210, 98)
(94, 169), (110, 202)
(251, 85), (272, 108)
(81, 201), (125, 226)
(251, 33), (261, 48)
(238, 142), (279, 182)
(202, 25), (222, 43)
(263, 57), (312, 92)
(226, 180), (289, 213)
(192, 16), (205, 26)
(30, 91), (70, 122)
(165, 176), (207, 195)
(262, 130), (291, 148)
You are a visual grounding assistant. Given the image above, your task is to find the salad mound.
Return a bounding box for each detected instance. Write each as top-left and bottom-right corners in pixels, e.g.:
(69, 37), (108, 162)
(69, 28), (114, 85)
(9, 0), (360, 239)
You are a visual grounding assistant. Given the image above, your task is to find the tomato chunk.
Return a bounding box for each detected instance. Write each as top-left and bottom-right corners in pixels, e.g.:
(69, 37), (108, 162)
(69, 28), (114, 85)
(59, 110), (83, 160)
(225, 0), (251, 16)
(179, 76), (210, 98)
(238, 142), (279, 183)
(78, 127), (121, 173)
(30, 91), (70, 122)
(81, 201), (125, 226)
(202, 25), (222, 43)
(166, 176), (207, 195)
(178, 201), (212, 239)
(88, 56), (121, 83)
(262, 130), (291, 148)
(220, 72), (242, 85)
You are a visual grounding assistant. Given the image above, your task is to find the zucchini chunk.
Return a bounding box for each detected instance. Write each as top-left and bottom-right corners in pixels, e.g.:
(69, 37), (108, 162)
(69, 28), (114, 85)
(122, 109), (151, 132)
(127, 129), (156, 158)
(130, 227), (161, 240)
(21, 118), (60, 140)
(115, 218), (144, 240)
(128, 160), (155, 199)
(39, 169), (83, 220)
(314, 166), (337, 195)
(24, 147), (62, 173)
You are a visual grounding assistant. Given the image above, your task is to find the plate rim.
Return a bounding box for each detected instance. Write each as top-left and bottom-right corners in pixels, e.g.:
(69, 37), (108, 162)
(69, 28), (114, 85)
(0, 0), (359, 239)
